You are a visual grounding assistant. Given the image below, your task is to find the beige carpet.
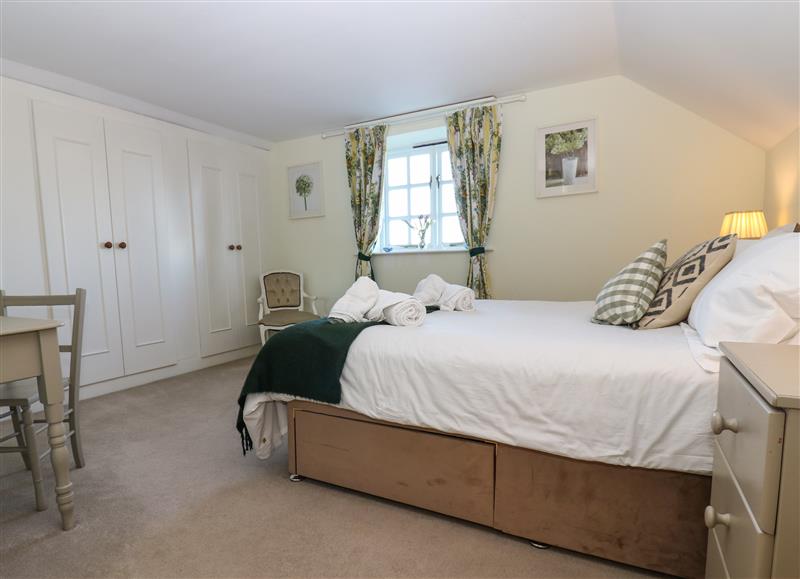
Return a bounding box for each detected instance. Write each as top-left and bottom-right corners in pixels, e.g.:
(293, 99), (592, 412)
(1, 358), (660, 578)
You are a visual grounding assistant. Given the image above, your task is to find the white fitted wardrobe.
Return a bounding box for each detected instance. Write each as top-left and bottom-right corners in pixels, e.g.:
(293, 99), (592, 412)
(1, 77), (268, 393)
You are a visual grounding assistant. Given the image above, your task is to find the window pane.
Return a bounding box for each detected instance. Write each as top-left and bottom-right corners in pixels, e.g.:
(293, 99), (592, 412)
(409, 154), (430, 184)
(389, 219), (409, 246)
(387, 157), (407, 186)
(441, 215), (464, 244)
(440, 150), (452, 181)
(387, 188), (408, 217)
(441, 183), (457, 213)
(410, 186), (431, 216)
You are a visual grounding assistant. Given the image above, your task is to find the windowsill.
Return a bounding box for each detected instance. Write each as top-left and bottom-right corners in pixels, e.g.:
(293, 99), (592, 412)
(368, 246), (493, 256)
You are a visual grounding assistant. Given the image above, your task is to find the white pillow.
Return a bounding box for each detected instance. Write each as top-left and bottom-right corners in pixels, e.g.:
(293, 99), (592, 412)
(764, 222), (800, 238)
(733, 238), (758, 257)
(688, 233), (799, 347)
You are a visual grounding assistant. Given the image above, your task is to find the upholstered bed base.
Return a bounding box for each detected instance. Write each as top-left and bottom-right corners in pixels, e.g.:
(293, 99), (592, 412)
(287, 400), (710, 578)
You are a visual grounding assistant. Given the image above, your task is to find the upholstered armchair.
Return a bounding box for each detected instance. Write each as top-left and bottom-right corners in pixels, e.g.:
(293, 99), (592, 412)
(257, 271), (319, 344)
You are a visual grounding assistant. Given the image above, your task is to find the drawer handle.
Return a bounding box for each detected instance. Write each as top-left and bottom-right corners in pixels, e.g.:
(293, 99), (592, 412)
(705, 505), (731, 529)
(711, 411), (739, 434)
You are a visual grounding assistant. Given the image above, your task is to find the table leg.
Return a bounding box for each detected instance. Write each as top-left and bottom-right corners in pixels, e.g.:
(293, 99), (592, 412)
(37, 328), (75, 530)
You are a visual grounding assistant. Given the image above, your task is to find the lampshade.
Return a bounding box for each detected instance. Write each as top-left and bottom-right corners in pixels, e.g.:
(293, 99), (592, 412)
(719, 210), (768, 240)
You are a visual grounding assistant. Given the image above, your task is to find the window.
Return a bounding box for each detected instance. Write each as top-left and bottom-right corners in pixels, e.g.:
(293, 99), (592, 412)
(379, 131), (464, 251)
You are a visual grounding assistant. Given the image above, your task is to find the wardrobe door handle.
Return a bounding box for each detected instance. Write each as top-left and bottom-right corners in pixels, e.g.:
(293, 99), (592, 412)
(711, 411), (738, 435)
(103, 241), (113, 249)
(704, 506), (731, 529)
(228, 244), (236, 251)
(118, 241), (127, 249)
(236, 244), (242, 250)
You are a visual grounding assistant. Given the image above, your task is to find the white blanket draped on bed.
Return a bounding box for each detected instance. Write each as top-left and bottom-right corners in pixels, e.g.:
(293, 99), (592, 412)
(243, 300), (717, 474)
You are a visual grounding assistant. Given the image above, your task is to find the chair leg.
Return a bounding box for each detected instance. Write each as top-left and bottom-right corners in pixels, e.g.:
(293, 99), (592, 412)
(21, 406), (46, 511)
(69, 408), (85, 469)
(10, 406), (31, 471)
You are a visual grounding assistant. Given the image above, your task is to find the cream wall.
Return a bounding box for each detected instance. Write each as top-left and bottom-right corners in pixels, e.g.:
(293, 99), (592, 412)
(263, 76), (766, 312)
(764, 128), (799, 228)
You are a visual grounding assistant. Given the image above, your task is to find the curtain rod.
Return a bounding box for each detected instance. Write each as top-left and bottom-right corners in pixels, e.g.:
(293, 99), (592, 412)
(320, 94), (526, 139)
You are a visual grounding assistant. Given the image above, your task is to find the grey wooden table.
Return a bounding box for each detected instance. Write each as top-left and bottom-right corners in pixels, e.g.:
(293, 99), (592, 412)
(0, 316), (75, 530)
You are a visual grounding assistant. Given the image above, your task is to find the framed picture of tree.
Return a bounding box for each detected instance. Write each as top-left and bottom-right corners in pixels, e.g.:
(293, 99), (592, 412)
(288, 162), (325, 218)
(535, 119), (597, 198)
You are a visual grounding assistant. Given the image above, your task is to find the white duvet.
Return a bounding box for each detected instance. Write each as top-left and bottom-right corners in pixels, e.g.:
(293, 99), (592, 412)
(244, 300), (718, 474)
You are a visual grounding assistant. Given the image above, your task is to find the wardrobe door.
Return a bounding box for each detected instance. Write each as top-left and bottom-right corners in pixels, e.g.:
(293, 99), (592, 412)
(231, 147), (264, 347)
(187, 138), (240, 356)
(32, 101), (124, 384)
(105, 119), (177, 374)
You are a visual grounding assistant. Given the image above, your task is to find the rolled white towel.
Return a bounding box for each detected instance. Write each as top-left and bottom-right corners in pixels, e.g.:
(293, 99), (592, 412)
(413, 273), (475, 312)
(412, 274), (448, 306)
(384, 297), (426, 327)
(365, 290), (410, 321)
(440, 284), (476, 312)
(366, 290), (426, 327)
(328, 277), (379, 323)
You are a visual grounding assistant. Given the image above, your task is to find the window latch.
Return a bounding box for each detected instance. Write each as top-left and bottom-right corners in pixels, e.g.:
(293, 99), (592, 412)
(435, 175), (441, 189)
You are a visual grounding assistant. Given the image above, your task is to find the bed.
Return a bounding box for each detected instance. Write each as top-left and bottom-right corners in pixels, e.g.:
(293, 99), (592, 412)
(243, 300), (718, 577)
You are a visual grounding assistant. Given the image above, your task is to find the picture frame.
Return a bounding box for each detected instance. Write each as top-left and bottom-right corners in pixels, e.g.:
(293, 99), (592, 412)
(536, 118), (597, 198)
(288, 162), (325, 219)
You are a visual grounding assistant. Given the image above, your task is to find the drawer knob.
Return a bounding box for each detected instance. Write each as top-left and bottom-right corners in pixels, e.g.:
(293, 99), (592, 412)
(711, 411), (739, 434)
(704, 505), (731, 529)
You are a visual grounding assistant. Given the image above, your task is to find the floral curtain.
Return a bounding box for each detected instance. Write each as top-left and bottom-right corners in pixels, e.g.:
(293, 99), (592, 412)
(446, 105), (502, 299)
(345, 125), (388, 280)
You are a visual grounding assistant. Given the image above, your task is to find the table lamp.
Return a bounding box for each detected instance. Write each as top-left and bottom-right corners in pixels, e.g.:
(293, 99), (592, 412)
(719, 210), (768, 239)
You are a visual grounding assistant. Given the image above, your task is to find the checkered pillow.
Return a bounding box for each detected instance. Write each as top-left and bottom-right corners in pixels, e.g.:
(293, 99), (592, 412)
(592, 240), (668, 325)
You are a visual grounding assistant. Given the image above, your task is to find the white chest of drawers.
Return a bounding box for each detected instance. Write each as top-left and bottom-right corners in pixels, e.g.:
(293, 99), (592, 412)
(705, 343), (799, 579)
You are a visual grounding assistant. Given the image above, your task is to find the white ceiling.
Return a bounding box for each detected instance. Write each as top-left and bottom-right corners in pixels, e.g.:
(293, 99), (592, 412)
(1, 2), (797, 149)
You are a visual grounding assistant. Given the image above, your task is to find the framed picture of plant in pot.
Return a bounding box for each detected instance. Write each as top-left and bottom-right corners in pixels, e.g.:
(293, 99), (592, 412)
(535, 119), (596, 198)
(288, 162), (325, 219)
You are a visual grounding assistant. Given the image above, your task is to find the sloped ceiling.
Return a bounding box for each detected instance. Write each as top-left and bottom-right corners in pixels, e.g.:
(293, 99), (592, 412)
(1, 1), (797, 148)
(615, 2), (799, 151)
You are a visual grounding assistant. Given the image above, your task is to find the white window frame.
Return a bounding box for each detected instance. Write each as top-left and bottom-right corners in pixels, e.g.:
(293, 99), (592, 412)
(379, 142), (464, 251)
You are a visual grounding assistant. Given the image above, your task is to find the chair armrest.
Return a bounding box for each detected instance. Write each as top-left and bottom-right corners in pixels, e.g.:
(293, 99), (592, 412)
(303, 292), (319, 316)
(257, 296), (267, 319)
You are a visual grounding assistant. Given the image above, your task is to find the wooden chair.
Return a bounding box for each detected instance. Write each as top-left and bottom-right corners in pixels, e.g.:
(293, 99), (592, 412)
(257, 271), (319, 344)
(0, 289), (87, 511)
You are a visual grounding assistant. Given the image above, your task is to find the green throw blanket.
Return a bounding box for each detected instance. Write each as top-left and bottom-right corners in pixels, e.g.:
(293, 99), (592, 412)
(236, 318), (381, 454)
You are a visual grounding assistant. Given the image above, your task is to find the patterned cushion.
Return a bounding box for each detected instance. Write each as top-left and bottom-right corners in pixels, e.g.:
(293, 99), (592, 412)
(259, 310), (319, 328)
(592, 240), (668, 325)
(635, 234), (737, 329)
(264, 272), (301, 309)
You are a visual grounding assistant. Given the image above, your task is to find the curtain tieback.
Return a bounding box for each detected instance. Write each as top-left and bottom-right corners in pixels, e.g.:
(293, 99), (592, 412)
(469, 246), (485, 257)
(357, 252), (372, 262)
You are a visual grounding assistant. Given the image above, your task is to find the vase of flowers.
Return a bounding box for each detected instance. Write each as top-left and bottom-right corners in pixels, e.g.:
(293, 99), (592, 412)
(545, 128), (588, 185)
(403, 215), (432, 249)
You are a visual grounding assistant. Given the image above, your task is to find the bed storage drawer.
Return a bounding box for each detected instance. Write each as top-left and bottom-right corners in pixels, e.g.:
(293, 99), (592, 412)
(494, 444), (710, 579)
(706, 442), (774, 579)
(716, 358), (785, 533)
(292, 410), (495, 526)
